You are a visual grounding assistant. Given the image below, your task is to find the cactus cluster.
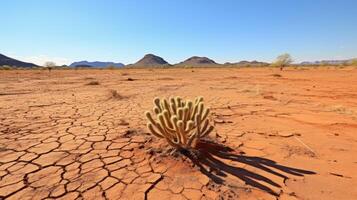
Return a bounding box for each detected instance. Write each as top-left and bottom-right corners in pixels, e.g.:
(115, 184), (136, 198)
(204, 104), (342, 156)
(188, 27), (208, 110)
(145, 96), (214, 149)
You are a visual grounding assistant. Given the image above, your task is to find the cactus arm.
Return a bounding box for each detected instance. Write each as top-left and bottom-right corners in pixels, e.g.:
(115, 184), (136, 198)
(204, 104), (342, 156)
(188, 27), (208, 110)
(186, 101), (193, 119)
(176, 120), (186, 144)
(176, 97), (181, 108)
(183, 106), (189, 123)
(162, 110), (174, 129)
(163, 99), (171, 116)
(153, 107), (161, 115)
(156, 122), (180, 147)
(199, 119), (209, 137)
(201, 108), (210, 122)
(185, 120), (194, 132)
(170, 99), (177, 115)
(195, 114), (201, 138)
(201, 125), (214, 137)
(158, 113), (177, 138)
(147, 123), (164, 138)
(190, 103), (199, 120)
(145, 112), (160, 129)
(198, 102), (204, 118)
(187, 131), (198, 147)
(170, 116), (182, 144)
(154, 97), (162, 111)
(177, 108), (184, 120)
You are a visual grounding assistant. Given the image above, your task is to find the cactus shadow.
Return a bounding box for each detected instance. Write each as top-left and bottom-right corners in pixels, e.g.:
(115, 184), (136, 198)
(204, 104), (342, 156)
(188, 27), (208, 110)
(183, 140), (315, 196)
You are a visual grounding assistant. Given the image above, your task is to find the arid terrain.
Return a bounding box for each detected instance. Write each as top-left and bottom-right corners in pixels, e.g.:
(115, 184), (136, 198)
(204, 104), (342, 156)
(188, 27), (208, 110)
(0, 67), (356, 200)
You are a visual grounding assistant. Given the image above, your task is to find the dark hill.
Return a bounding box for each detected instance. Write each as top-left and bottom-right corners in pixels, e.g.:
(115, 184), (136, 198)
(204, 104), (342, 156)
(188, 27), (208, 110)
(130, 54), (169, 67)
(178, 56), (217, 66)
(225, 60), (269, 66)
(70, 61), (124, 68)
(73, 64), (93, 68)
(0, 53), (38, 67)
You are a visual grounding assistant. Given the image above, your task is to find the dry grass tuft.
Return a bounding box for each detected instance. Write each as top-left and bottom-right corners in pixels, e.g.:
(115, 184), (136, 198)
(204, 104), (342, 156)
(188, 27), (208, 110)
(108, 89), (125, 100)
(328, 105), (355, 116)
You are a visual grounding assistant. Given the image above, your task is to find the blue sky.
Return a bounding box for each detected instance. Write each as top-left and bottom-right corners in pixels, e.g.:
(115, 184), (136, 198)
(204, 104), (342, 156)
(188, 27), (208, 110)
(1, 0), (357, 65)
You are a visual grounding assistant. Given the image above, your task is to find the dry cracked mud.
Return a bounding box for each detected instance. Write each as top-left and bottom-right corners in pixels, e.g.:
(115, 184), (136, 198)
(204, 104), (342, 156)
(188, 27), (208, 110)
(0, 67), (356, 200)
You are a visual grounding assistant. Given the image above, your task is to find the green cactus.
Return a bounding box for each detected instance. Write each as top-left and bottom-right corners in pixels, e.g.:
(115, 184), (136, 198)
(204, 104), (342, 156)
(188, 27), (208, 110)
(145, 96), (214, 149)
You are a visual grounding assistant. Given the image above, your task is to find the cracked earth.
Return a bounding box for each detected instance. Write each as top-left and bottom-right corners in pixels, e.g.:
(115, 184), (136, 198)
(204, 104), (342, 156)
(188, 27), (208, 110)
(0, 67), (356, 200)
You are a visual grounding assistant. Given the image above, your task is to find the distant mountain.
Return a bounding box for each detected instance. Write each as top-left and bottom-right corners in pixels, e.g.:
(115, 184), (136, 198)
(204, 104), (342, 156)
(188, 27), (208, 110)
(129, 54), (170, 67)
(70, 61), (124, 68)
(0, 53), (38, 67)
(224, 60), (269, 66)
(300, 59), (351, 65)
(177, 56), (217, 66)
(73, 64), (93, 68)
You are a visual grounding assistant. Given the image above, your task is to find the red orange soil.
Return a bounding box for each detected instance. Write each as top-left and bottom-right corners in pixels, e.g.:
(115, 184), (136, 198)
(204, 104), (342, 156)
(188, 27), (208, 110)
(0, 67), (356, 199)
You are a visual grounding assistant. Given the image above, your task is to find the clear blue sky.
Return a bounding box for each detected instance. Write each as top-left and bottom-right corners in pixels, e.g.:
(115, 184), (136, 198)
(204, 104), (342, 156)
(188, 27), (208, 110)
(1, 0), (357, 65)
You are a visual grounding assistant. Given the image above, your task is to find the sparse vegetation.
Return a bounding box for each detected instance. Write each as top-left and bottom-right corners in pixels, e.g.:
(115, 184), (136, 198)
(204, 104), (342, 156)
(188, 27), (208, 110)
(108, 89), (124, 100)
(328, 105), (355, 115)
(272, 53), (293, 71)
(350, 58), (357, 66)
(145, 96), (214, 150)
(44, 61), (56, 68)
(44, 61), (56, 72)
(0, 65), (13, 70)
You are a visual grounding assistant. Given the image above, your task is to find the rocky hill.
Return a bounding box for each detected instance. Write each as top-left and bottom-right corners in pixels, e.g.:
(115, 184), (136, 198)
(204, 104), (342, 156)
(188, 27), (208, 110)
(129, 54), (169, 67)
(0, 53), (38, 67)
(300, 59), (352, 65)
(177, 56), (217, 66)
(224, 60), (269, 66)
(70, 61), (124, 68)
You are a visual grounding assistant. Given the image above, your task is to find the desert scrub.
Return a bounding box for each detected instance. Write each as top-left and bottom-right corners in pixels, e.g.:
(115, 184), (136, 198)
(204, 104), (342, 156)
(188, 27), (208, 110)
(0, 65), (12, 70)
(86, 80), (100, 85)
(145, 96), (214, 149)
(108, 89), (124, 100)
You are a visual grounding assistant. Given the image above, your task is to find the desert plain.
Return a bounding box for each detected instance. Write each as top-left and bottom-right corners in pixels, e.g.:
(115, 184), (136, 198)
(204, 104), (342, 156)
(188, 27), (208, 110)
(0, 67), (356, 200)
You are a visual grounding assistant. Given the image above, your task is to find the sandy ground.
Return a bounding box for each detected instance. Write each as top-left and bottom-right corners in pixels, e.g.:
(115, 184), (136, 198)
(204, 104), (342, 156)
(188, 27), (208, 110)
(0, 67), (356, 200)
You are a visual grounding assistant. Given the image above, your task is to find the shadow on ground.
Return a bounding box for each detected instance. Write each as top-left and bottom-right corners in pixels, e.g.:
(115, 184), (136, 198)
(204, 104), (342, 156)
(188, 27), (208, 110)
(182, 140), (316, 196)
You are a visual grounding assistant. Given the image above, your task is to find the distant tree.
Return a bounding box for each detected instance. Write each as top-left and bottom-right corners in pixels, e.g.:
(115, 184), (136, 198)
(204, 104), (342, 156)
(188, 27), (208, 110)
(272, 53), (293, 71)
(44, 61), (56, 72)
(350, 58), (357, 66)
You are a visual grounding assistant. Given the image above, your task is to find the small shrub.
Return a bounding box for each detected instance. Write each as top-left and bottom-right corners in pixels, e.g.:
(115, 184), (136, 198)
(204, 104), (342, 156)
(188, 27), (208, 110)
(0, 65), (12, 70)
(272, 53), (293, 70)
(145, 96), (214, 150)
(350, 58), (357, 66)
(108, 89), (124, 99)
